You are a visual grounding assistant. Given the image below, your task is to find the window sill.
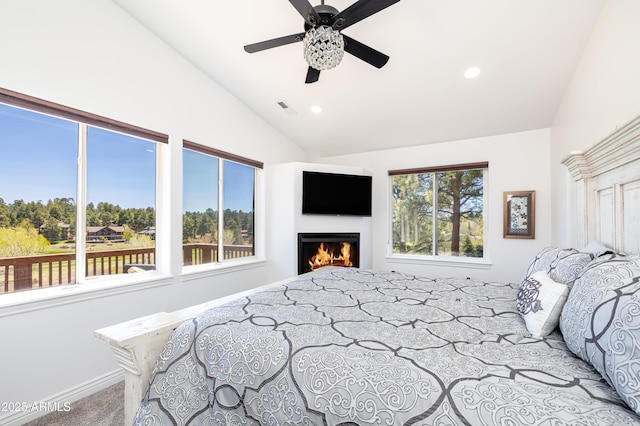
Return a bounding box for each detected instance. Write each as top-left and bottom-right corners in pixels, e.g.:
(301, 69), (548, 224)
(0, 258), (268, 317)
(182, 257), (267, 282)
(0, 272), (173, 318)
(385, 254), (492, 269)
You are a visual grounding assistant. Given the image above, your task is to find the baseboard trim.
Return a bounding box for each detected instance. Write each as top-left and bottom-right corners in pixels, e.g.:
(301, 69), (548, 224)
(0, 369), (123, 426)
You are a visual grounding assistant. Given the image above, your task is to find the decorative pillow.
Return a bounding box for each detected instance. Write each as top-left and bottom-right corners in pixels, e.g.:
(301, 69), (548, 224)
(520, 246), (593, 289)
(560, 253), (640, 415)
(521, 247), (561, 283)
(547, 250), (594, 288)
(580, 240), (612, 256)
(517, 271), (569, 337)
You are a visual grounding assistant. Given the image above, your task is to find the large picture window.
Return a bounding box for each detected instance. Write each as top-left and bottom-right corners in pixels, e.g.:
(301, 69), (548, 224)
(390, 163), (487, 258)
(0, 88), (166, 295)
(182, 141), (260, 267)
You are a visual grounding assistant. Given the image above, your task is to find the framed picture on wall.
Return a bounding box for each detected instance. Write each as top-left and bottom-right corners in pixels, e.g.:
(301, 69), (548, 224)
(503, 190), (535, 239)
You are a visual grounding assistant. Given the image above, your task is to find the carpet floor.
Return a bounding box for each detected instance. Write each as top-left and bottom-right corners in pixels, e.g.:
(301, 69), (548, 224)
(23, 381), (124, 426)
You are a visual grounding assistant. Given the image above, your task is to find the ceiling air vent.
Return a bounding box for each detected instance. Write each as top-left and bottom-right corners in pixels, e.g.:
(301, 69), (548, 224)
(277, 101), (297, 116)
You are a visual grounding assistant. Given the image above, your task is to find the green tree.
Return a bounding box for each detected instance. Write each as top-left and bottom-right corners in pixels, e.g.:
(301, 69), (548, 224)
(119, 210), (136, 230)
(128, 233), (153, 248)
(197, 213), (215, 238)
(0, 220), (50, 257)
(122, 224), (136, 240)
(392, 174), (433, 254)
(437, 170), (483, 256)
(462, 235), (476, 257)
(10, 199), (47, 229)
(224, 210), (242, 245)
(183, 214), (196, 242)
(86, 203), (100, 226)
(223, 228), (237, 246)
(0, 198), (10, 227)
(47, 198), (75, 223)
(96, 202), (120, 226)
(41, 218), (62, 243)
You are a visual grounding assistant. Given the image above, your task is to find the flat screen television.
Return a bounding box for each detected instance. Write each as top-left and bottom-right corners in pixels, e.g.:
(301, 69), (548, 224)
(302, 171), (372, 216)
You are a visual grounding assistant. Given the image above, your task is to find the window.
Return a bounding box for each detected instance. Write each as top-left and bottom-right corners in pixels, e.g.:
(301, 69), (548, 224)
(182, 140), (260, 267)
(84, 126), (157, 276)
(0, 88), (167, 295)
(390, 162), (487, 258)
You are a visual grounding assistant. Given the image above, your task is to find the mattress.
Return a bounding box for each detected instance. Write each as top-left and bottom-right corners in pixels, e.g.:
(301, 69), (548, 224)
(133, 268), (640, 425)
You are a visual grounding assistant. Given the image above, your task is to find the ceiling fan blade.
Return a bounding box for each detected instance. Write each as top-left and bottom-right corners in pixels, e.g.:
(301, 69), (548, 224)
(331, 0), (401, 30)
(343, 35), (389, 68)
(244, 32), (306, 53)
(289, 0), (321, 27)
(305, 67), (320, 84)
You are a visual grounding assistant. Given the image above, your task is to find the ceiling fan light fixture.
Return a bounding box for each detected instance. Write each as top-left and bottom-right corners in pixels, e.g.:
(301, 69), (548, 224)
(303, 25), (344, 71)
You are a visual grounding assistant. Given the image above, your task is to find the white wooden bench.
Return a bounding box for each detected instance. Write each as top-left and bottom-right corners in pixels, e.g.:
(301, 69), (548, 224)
(94, 273), (306, 425)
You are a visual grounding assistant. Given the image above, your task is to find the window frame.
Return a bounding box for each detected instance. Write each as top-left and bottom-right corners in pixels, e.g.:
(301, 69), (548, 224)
(0, 87), (168, 291)
(387, 162), (490, 265)
(0, 88), (268, 314)
(0, 88), (168, 143)
(182, 140), (262, 269)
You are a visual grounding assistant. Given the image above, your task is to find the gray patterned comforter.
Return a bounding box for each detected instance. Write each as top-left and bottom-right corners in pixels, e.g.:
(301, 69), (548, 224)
(134, 268), (640, 425)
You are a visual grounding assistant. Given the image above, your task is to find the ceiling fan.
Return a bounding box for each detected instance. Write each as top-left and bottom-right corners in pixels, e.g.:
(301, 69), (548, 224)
(244, 0), (401, 84)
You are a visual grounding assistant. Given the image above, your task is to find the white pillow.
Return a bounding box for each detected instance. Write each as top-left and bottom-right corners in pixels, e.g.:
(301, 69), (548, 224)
(580, 240), (611, 256)
(517, 271), (569, 337)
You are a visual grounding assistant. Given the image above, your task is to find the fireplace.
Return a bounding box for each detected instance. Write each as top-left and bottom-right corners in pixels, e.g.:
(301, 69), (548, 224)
(298, 233), (360, 275)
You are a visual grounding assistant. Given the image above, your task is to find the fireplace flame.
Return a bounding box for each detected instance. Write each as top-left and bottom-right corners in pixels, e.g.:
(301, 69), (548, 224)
(308, 242), (352, 271)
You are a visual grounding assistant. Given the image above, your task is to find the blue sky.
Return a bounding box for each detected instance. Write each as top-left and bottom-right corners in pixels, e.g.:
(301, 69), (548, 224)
(0, 103), (254, 212)
(0, 104), (79, 204)
(183, 148), (254, 213)
(183, 148), (218, 213)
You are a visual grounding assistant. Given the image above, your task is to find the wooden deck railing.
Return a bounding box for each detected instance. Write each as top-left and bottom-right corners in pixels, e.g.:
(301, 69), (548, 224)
(0, 244), (253, 294)
(182, 243), (254, 265)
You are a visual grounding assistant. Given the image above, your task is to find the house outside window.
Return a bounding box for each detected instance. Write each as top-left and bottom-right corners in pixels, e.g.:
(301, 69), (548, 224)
(0, 88), (166, 294)
(390, 162), (487, 258)
(182, 140), (260, 267)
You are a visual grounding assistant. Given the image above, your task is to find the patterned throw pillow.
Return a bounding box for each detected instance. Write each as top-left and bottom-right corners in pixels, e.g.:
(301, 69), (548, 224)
(560, 253), (640, 415)
(517, 271), (569, 337)
(520, 246), (593, 289)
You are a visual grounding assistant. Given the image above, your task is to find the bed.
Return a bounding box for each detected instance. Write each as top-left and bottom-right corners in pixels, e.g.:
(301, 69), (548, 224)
(133, 261), (640, 425)
(95, 114), (640, 425)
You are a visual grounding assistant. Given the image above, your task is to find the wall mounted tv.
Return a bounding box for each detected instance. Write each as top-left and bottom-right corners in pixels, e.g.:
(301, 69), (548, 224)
(302, 171), (372, 216)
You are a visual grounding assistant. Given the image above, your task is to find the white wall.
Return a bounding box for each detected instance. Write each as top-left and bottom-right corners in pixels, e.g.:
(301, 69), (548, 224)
(0, 0), (308, 421)
(550, 0), (640, 248)
(267, 162), (372, 281)
(320, 129), (553, 284)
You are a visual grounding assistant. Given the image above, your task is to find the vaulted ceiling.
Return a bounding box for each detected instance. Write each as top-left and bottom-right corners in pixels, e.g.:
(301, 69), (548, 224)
(113, 0), (603, 157)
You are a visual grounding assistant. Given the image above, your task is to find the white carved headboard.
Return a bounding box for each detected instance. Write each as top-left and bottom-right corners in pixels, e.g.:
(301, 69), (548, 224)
(563, 114), (640, 254)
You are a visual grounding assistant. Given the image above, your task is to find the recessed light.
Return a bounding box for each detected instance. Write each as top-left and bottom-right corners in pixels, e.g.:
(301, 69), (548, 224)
(464, 67), (481, 79)
(311, 105), (323, 113)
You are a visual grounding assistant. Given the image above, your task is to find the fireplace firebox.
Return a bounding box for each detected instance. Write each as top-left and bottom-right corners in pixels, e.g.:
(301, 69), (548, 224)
(298, 233), (360, 275)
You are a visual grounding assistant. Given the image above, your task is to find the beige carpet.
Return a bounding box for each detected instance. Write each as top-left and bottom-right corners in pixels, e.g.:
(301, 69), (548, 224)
(24, 381), (124, 426)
